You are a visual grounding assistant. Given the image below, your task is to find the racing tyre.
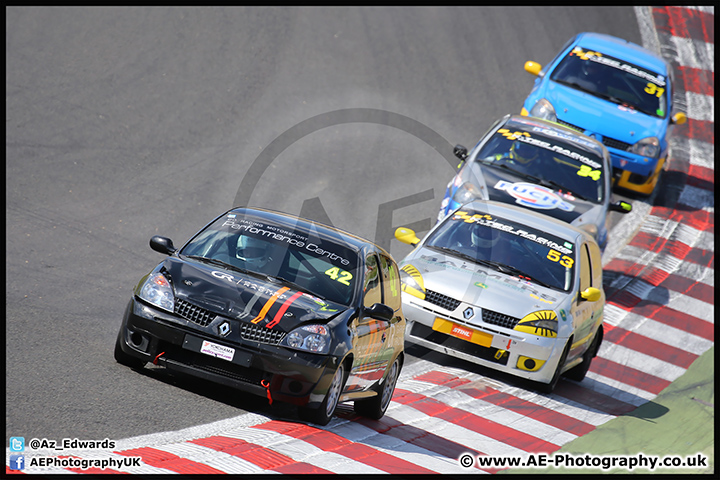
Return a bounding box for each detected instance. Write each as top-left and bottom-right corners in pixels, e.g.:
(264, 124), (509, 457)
(354, 356), (401, 420)
(114, 330), (146, 370)
(537, 340), (570, 394)
(566, 326), (603, 382)
(299, 363), (345, 426)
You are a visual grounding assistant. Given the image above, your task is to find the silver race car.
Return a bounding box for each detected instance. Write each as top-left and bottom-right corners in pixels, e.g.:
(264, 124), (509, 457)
(395, 200), (605, 393)
(440, 115), (632, 250)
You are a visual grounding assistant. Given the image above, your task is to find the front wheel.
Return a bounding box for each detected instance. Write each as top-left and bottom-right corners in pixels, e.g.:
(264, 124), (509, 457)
(354, 356), (401, 419)
(566, 326), (603, 382)
(536, 340), (570, 394)
(298, 363), (345, 426)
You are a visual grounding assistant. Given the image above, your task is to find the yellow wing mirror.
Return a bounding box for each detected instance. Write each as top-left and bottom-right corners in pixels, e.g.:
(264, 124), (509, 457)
(672, 112), (687, 125)
(395, 227), (420, 246)
(580, 287), (602, 302)
(524, 61), (542, 76)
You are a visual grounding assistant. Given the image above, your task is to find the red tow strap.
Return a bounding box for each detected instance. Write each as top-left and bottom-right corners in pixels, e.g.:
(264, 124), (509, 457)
(153, 352), (165, 365)
(261, 379), (273, 405)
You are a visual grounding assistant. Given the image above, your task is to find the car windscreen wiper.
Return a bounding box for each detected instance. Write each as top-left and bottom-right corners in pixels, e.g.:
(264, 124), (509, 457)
(267, 274), (327, 300)
(492, 263), (555, 289)
(537, 177), (593, 202)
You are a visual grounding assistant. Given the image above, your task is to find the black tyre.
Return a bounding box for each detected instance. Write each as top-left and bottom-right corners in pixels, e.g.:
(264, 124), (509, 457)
(565, 326), (603, 382)
(299, 363), (345, 426)
(114, 330), (146, 370)
(537, 340), (570, 394)
(354, 356), (401, 420)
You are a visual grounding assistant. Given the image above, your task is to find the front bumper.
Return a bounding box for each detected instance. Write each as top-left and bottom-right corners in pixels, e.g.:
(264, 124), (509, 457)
(402, 296), (565, 385)
(116, 298), (339, 408)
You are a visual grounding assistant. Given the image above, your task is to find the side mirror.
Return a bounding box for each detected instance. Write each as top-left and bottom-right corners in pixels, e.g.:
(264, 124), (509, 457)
(395, 227), (421, 246)
(364, 303), (394, 322)
(672, 112), (687, 125)
(453, 144), (468, 161)
(524, 60), (543, 76)
(580, 287), (602, 303)
(610, 200), (632, 214)
(150, 236), (176, 255)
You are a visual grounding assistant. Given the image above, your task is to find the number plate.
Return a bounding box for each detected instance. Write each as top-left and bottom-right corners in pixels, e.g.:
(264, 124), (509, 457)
(433, 317), (493, 347)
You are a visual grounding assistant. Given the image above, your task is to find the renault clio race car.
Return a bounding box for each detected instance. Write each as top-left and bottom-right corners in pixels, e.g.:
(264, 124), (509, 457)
(395, 200), (605, 393)
(521, 32), (687, 195)
(440, 114), (631, 250)
(115, 207), (405, 425)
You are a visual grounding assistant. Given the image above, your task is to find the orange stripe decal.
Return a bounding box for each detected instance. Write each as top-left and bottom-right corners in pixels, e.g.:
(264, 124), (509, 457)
(251, 287), (290, 324)
(266, 291), (303, 329)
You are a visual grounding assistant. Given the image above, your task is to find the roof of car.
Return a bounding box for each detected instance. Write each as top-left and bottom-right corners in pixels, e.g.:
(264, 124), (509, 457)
(574, 32), (668, 75)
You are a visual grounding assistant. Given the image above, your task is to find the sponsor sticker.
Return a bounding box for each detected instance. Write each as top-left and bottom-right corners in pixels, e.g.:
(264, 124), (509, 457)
(200, 340), (235, 361)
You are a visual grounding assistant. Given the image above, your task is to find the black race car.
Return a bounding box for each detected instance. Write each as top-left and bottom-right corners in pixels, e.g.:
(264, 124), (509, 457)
(114, 207), (405, 425)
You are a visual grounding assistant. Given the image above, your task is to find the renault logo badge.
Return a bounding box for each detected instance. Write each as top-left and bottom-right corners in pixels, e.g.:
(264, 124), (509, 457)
(463, 307), (474, 319)
(218, 321), (231, 336)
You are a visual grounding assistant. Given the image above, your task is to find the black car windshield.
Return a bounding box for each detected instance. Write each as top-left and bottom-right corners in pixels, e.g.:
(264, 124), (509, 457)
(474, 125), (606, 203)
(426, 209), (575, 292)
(550, 46), (667, 118)
(179, 212), (360, 306)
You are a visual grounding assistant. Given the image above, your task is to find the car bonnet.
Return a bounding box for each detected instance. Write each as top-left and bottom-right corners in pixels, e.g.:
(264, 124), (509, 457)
(160, 257), (347, 331)
(400, 248), (564, 325)
(543, 81), (664, 142)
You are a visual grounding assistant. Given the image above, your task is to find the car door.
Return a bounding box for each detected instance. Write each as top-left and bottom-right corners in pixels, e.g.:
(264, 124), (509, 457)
(568, 242), (599, 360)
(346, 251), (392, 392)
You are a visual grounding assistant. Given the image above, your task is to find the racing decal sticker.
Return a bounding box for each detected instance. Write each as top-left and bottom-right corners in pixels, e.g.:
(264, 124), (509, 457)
(569, 46), (666, 86)
(266, 290), (304, 329)
(514, 310), (558, 338)
(494, 180), (575, 211)
(400, 264), (426, 300)
(251, 287), (290, 324)
(432, 317), (493, 347)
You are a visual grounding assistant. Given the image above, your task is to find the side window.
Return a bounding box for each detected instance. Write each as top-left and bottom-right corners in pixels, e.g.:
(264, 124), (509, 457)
(363, 253), (382, 308)
(587, 241), (603, 288)
(379, 254), (401, 312)
(579, 243), (592, 294)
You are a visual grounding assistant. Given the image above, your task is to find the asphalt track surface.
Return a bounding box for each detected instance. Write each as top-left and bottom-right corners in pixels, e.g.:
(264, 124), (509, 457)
(5, 6), (714, 474)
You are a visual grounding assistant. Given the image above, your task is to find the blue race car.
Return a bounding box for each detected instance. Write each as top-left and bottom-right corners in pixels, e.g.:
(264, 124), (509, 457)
(521, 32), (686, 195)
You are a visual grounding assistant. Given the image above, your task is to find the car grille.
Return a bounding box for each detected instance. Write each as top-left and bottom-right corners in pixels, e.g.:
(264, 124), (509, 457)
(424, 289), (461, 311)
(175, 298), (216, 327)
(482, 309), (520, 329)
(556, 118), (631, 151)
(240, 323), (287, 345)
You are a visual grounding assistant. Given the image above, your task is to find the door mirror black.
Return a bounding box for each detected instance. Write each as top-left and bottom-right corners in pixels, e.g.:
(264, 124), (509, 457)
(150, 236), (176, 255)
(364, 303), (394, 322)
(453, 144), (468, 162)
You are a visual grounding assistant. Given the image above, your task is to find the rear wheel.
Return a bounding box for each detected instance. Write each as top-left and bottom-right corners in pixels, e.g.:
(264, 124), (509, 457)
(299, 363), (345, 426)
(354, 356), (401, 419)
(113, 330), (146, 370)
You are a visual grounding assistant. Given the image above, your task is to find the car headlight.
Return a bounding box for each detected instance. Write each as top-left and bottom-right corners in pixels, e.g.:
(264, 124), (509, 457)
(514, 310), (558, 337)
(281, 324), (330, 354)
(139, 272), (175, 312)
(628, 136), (660, 158)
(529, 98), (557, 122)
(452, 182), (483, 205)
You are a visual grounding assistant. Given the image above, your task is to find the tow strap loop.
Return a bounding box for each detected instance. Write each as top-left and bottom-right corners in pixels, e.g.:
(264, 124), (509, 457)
(261, 379), (273, 405)
(153, 352), (166, 365)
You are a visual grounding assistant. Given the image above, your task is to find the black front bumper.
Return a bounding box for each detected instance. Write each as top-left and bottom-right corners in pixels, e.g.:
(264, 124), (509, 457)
(116, 298), (340, 407)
